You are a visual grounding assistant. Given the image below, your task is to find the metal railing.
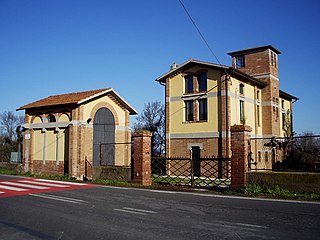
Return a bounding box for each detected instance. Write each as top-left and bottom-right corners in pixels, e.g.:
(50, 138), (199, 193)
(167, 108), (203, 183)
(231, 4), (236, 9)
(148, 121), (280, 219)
(151, 156), (231, 189)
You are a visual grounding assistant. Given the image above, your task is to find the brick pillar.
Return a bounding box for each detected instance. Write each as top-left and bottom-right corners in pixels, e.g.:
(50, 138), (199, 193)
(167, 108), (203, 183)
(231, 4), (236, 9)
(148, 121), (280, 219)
(133, 131), (152, 186)
(230, 125), (252, 188)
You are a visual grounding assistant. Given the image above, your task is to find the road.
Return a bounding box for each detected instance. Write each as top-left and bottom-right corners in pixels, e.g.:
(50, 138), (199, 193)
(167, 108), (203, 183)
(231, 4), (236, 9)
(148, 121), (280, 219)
(0, 174), (319, 240)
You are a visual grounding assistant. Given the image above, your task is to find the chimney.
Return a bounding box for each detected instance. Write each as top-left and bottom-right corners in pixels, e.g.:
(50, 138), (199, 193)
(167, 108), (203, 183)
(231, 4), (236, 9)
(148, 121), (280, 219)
(170, 62), (179, 70)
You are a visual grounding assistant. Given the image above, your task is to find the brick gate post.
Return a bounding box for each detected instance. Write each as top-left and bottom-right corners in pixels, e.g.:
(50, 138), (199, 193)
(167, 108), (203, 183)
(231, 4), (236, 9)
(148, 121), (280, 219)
(133, 131), (152, 186)
(230, 125), (252, 188)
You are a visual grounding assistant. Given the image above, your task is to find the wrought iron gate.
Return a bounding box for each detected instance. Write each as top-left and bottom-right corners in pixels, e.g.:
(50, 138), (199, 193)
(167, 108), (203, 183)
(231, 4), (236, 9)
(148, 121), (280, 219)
(151, 156), (231, 189)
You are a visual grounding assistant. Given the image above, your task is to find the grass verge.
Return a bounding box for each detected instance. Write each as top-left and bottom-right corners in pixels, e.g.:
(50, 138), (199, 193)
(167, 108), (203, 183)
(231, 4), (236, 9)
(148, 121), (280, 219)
(225, 184), (320, 201)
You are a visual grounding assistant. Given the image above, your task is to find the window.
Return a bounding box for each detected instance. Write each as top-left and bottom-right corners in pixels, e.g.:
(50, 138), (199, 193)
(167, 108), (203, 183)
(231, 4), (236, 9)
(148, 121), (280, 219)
(47, 114), (56, 123)
(257, 105), (260, 126)
(198, 99), (207, 121)
(185, 100), (194, 121)
(240, 100), (245, 124)
(271, 51), (277, 67)
(257, 90), (260, 100)
(239, 83), (244, 95)
(265, 152), (269, 162)
(236, 55), (245, 68)
(281, 100), (284, 109)
(258, 151), (262, 162)
(282, 112), (286, 130)
(185, 75), (193, 93)
(197, 72), (207, 92)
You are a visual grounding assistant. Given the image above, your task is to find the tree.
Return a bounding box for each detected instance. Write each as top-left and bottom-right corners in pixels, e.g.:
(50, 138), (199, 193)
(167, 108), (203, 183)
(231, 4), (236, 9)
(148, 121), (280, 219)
(0, 111), (24, 161)
(133, 101), (165, 156)
(292, 132), (320, 163)
(0, 111), (24, 143)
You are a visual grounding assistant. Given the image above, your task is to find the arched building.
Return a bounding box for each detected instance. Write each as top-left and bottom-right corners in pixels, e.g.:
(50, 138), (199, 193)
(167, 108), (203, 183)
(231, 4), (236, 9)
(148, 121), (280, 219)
(17, 88), (137, 179)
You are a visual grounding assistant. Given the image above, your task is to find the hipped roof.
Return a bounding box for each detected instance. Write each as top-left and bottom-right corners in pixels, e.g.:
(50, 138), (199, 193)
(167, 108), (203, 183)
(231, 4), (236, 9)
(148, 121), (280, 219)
(17, 88), (138, 115)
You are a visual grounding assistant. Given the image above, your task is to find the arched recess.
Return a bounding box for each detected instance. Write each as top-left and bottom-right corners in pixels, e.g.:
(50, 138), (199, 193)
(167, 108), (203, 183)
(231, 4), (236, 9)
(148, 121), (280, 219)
(93, 107), (115, 166)
(59, 113), (70, 122)
(32, 116), (43, 124)
(89, 102), (119, 125)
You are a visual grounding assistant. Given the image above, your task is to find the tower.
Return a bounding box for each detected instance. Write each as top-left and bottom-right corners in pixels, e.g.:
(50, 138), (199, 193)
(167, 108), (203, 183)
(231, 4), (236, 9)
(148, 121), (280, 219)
(228, 45), (281, 136)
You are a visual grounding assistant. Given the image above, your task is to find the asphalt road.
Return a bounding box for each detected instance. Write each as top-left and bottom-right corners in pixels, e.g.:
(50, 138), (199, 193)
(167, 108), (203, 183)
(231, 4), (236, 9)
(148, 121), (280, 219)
(0, 174), (319, 240)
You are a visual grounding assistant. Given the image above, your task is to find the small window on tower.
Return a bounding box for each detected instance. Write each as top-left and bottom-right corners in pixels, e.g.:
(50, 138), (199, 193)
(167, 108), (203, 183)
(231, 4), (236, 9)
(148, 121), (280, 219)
(271, 51), (277, 67)
(236, 55), (245, 68)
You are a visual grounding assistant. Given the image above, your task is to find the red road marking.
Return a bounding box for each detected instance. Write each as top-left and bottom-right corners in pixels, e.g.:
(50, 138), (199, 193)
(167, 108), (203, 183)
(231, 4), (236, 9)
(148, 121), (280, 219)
(0, 178), (97, 198)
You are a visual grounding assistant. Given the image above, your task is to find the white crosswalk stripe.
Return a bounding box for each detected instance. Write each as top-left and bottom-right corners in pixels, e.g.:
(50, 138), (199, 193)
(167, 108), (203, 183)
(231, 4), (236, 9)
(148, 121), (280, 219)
(0, 184), (27, 191)
(35, 179), (87, 186)
(18, 180), (69, 188)
(1, 181), (49, 190)
(0, 178), (93, 197)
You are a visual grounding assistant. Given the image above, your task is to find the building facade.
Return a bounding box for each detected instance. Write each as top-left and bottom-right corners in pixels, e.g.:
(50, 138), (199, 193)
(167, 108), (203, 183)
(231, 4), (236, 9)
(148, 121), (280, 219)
(17, 88), (137, 179)
(156, 46), (298, 170)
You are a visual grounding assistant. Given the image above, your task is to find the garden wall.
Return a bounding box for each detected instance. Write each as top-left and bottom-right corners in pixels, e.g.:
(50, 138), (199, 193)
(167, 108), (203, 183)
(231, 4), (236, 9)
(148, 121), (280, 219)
(247, 171), (320, 193)
(0, 162), (23, 173)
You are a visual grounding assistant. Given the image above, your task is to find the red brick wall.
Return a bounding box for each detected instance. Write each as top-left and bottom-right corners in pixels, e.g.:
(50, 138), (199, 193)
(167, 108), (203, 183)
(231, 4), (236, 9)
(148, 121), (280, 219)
(230, 125), (252, 188)
(133, 131), (152, 186)
(33, 160), (64, 176)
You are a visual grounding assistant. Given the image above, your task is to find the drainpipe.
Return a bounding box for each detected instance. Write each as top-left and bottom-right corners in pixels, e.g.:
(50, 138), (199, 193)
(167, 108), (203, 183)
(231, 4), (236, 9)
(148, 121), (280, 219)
(158, 80), (166, 156)
(291, 98), (299, 136)
(225, 74), (230, 158)
(218, 75), (223, 178)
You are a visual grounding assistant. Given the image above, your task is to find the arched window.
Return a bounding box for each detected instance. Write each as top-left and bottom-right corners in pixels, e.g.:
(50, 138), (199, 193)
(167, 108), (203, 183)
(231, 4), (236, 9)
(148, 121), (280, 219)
(197, 72), (207, 92)
(239, 83), (244, 95)
(185, 75), (193, 93)
(47, 114), (56, 123)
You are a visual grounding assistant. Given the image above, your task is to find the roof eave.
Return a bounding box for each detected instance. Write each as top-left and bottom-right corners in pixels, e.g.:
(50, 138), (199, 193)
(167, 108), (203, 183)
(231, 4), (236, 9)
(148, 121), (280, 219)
(280, 90), (299, 101)
(109, 89), (138, 115)
(227, 45), (281, 56)
(156, 59), (228, 83)
(77, 88), (137, 115)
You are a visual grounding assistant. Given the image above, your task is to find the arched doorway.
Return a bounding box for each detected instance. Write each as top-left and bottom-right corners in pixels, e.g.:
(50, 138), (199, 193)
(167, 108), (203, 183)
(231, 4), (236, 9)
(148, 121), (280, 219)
(93, 107), (115, 166)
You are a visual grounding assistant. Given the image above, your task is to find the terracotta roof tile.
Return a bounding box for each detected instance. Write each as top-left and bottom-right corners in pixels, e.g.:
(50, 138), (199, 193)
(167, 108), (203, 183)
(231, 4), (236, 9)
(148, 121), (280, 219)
(18, 88), (111, 110)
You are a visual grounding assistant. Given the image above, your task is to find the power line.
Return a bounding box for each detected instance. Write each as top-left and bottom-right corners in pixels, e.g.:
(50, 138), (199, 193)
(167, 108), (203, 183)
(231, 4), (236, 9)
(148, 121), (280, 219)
(178, 0), (230, 78)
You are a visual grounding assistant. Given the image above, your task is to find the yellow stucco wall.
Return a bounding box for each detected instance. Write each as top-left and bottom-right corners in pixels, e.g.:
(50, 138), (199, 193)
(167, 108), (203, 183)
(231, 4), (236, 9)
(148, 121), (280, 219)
(169, 67), (220, 133)
(46, 130), (56, 160)
(168, 68), (265, 136)
(58, 129), (66, 161)
(33, 130), (43, 160)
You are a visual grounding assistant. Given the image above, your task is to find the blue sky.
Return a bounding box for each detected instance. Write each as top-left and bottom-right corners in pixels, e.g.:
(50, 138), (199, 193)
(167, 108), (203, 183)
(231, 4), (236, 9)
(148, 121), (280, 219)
(0, 0), (319, 134)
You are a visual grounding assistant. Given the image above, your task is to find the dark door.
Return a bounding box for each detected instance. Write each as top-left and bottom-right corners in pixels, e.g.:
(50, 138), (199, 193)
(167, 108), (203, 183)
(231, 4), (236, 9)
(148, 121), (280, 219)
(64, 128), (69, 175)
(93, 108), (115, 166)
(192, 146), (201, 177)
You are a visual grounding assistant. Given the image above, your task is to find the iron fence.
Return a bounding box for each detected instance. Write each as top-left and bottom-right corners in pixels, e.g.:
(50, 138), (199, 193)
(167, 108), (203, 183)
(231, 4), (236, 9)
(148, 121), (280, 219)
(151, 156), (231, 189)
(250, 135), (320, 172)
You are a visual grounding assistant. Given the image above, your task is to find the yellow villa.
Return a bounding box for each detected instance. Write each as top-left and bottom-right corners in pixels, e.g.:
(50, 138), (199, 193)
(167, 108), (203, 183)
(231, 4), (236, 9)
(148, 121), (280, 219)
(17, 88), (137, 179)
(156, 45), (298, 171)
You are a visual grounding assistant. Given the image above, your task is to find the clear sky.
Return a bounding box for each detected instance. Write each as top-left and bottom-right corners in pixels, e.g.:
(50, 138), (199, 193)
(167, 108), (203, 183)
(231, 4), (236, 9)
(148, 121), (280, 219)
(0, 0), (319, 134)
